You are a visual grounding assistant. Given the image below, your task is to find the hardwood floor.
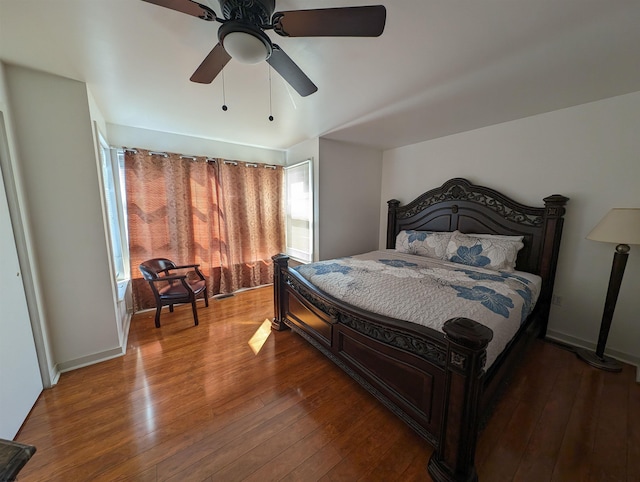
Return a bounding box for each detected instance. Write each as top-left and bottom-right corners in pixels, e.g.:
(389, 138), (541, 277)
(15, 286), (640, 481)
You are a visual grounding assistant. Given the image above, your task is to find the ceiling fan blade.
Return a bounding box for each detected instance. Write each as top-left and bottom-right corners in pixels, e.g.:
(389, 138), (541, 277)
(141, 0), (217, 21)
(190, 43), (232, 83)
(273, 5), (386, 37)
(267, 45), (318, 97)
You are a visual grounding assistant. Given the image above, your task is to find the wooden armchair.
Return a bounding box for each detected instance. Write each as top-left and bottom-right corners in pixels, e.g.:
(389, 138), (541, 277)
(139, 258), (209, 328)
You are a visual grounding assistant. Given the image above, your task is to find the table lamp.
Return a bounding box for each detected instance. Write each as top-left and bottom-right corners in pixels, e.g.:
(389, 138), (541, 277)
(575, 208), (640, 372)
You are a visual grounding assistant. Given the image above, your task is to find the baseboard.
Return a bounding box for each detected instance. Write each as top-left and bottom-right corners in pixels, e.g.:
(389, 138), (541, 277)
(55, 345), (126, 374)
(546, 329), (640, 383)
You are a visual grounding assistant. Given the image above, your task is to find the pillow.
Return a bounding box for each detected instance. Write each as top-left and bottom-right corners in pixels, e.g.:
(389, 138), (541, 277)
(395, 230), (453, 260)
(445, 230), (524, 271)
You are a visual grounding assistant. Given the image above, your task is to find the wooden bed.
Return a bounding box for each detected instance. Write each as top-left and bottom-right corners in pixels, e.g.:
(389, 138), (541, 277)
(271, 178), (568, 482)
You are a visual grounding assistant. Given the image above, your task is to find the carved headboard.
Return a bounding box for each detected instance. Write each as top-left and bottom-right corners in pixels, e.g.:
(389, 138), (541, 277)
(386, 179), (568, 306)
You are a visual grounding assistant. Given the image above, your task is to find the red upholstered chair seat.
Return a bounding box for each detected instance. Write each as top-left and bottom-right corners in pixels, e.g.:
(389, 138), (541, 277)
(158, 279), (206, 298)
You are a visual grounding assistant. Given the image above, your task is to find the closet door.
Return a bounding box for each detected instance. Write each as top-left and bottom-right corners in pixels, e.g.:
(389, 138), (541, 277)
(0, 131), (42, 439)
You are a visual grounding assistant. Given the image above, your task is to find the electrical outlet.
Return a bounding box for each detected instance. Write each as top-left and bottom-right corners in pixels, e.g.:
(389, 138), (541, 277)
(551, 294), (563, 307)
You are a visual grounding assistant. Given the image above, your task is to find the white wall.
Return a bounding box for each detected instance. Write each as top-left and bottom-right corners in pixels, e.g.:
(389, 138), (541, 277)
(5, 65), (121, 371)
(381, 91), (640, 366)
(286, 138), (319, 168)
(87, 89), (108, 140)
(108, 124), (285, 165)
(318, 138), (383, 260)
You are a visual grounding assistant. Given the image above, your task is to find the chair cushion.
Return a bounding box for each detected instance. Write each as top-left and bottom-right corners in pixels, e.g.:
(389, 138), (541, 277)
(157, 279), (206, 299)
(158, 283), (190, 299)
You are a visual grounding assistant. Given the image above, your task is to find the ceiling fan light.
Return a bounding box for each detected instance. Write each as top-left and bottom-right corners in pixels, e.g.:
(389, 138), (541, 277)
(223, 31), (270, 64)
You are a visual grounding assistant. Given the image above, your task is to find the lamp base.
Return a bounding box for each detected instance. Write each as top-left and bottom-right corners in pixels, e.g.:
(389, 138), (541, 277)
(575, 348), (622, 372)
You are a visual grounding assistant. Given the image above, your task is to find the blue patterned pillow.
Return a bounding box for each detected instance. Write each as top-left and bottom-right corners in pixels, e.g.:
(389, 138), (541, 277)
(395, 230), (453, 259)
(445, 231), (524, 271)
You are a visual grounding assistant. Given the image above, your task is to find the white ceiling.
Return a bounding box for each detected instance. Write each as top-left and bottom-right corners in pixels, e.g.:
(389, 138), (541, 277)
(1, 0), (640, 151)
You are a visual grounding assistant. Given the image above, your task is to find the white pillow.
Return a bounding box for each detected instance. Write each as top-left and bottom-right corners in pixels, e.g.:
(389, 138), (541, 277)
(395, 230), (453, 260)
(445, 230), (524, 272)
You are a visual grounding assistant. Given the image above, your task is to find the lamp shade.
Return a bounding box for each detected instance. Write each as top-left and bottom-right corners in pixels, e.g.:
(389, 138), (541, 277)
(587, 208), (640, 245)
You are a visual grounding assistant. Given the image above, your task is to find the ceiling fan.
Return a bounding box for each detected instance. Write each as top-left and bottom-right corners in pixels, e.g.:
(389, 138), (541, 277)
(141, 0), (386, 97)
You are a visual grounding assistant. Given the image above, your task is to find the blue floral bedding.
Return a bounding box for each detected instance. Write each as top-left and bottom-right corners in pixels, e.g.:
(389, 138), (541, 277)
(294, 250), (542, 368)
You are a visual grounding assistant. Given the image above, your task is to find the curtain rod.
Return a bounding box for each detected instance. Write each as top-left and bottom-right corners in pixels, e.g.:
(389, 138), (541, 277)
(120, 147), (279, 169)
(224, 161), (277, 169)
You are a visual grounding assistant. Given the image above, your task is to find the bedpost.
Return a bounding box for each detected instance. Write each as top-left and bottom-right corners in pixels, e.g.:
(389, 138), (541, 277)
(387, 199), (400, 249)
(537, 194), (569, 337)
(428, 318), (493, 482)
(272, 254), (290, 331)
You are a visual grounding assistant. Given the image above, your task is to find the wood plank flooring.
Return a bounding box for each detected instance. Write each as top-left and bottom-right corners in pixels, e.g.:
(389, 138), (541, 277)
(14, 286), (640, 481)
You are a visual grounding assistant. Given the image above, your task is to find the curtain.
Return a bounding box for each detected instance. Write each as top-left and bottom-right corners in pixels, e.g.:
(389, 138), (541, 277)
(125, 149), (284, 311)
(218, 161), (284, 293)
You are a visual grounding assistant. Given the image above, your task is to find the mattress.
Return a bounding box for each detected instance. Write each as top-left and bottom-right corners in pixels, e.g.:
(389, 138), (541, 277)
(294, 249), (542, 368)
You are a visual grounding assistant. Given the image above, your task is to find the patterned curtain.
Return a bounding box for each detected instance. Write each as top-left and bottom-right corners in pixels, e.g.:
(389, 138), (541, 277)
(125, 149), (284, 311)
(218, 161), (284, 293)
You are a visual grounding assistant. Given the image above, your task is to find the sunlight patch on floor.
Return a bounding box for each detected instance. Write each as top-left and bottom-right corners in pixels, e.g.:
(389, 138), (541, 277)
(248, 319), (272, 355)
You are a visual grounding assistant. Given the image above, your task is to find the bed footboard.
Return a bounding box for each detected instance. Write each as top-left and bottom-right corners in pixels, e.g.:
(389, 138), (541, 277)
(272, 254), (493, 482)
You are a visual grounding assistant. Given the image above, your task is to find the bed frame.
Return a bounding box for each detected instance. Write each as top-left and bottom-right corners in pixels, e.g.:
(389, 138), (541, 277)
(271, 178), (568, 482)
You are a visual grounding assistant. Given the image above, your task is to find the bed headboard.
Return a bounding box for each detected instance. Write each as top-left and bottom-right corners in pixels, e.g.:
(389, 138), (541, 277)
(386, 178), (568, 288)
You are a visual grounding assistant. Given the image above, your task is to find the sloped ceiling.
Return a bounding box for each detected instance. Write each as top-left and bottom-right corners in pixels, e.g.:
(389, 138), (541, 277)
(1, 0), (640, 151)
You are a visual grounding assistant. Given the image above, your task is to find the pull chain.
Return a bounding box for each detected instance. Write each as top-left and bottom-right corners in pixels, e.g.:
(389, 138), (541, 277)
(268, 66), (274, 122)
(221, 70), (228, 111)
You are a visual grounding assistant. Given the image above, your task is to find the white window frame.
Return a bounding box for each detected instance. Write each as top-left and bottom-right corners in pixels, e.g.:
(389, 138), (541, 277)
(98, 134), (129, 285)
(284, 159), (313, 263)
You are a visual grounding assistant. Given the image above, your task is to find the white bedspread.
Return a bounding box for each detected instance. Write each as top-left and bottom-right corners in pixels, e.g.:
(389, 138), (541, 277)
(294, 250), (541, 368)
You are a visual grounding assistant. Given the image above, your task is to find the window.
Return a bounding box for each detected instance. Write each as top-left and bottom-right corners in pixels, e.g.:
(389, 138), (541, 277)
(98, 135), (129, 283)
(284, 159), (313, 263)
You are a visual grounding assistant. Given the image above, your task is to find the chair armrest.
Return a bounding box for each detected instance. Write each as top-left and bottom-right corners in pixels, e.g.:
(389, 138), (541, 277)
(170, 264), (201, 270)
